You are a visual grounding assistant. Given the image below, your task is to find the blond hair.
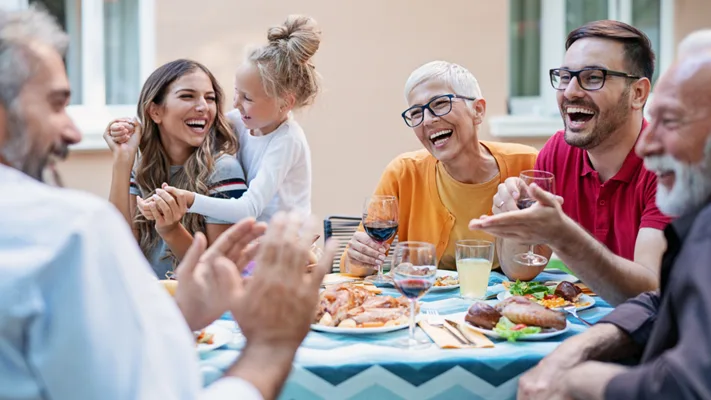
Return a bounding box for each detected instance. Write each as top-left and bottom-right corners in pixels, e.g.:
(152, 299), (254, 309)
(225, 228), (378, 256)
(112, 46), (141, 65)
(404, 61), (482, 100)
(248, 15), (322, 108)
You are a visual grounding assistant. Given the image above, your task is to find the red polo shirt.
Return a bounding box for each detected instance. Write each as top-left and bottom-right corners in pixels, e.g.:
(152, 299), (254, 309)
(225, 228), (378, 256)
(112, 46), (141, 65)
(534, 121), (671, 261)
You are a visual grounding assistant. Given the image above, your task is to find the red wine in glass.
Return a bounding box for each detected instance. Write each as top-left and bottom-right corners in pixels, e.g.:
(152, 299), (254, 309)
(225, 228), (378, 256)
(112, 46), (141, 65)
(362, 195), (399, 284)
(363, 221), (399, 242)
(513, 170), (556, 267)
(391, 241), (436, 349)
(394, 278), (435, 299)
(516, 198), (536, 210)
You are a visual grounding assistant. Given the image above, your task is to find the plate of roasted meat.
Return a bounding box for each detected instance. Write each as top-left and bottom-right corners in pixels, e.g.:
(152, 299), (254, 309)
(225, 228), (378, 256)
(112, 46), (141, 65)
(312, 283), (417, 334)
(464, 296), (570, 342)
(498, 281), (594, 311)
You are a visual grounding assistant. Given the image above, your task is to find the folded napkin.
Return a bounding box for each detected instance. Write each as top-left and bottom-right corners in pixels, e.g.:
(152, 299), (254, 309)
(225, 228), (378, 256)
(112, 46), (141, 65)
(419, 320), (494, 349)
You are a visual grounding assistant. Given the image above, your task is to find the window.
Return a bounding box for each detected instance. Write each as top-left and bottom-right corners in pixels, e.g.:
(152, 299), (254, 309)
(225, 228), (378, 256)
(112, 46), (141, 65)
(508, 0), (674, 118)
(14, 0), (155, 149)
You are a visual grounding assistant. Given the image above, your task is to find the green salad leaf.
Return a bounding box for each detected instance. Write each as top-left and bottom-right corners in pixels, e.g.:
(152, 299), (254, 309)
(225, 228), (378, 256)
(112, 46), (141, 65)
(509, 280), (555, 297)
(493, 317), (542, 342)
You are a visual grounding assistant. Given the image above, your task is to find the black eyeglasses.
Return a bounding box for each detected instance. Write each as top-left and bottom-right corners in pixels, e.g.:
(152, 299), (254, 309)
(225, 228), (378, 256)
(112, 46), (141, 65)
(401, 94), (476, 128)
(550, 68), (640, 91)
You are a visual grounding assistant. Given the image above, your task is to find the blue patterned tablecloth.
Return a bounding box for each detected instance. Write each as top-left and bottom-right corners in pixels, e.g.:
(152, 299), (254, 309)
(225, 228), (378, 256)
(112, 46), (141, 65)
(200, 271), (613, 400)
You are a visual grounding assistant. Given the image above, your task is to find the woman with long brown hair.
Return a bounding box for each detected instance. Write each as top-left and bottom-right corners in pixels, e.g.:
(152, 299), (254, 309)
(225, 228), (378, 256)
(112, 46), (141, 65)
(105, 59), (246, 278)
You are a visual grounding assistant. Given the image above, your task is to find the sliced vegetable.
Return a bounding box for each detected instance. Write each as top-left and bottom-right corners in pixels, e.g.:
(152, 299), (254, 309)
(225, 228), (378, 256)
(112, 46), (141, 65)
(493, 317), (542, 342)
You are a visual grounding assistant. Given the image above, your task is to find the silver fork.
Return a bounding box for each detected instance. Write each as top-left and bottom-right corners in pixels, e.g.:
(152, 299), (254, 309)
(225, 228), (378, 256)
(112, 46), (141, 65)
(563, 305), (593, 327)
(425, 309), (468, 345)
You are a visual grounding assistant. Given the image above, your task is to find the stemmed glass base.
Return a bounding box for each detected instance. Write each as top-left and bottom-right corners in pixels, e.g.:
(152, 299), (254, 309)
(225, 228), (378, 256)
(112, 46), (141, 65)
(393, 299), (431, 349)
(394, 333), (431, 349)
(364, 262), (392, 286)
(513, 249), (548, 267)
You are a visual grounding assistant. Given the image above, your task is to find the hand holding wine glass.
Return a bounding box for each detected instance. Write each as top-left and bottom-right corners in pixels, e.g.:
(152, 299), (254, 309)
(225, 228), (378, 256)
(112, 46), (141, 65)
(513, 170), (556, 267)
(391, 241), (437, 349)
(362, 195), (399, 284)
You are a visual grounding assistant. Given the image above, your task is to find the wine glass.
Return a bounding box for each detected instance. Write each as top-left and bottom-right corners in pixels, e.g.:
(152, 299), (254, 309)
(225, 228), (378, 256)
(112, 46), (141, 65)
(362, 195), (399, 284)
(391, 241), (437, 349)
(513, 170), (556, 267)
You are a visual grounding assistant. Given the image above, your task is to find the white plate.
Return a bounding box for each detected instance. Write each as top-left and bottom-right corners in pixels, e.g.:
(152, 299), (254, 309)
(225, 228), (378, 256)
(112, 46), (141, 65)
(429, 270), (460, 292)
(311, 321), (409, 334)
(497, 291), (595, 311)
(466, 319), (570, 341)
(196, 324), (232, 353)
(311, 314), (421, 334)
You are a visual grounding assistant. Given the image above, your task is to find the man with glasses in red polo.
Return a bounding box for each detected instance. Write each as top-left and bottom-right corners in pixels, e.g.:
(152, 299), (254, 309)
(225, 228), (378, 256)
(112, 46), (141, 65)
(470, 20), (670, 305)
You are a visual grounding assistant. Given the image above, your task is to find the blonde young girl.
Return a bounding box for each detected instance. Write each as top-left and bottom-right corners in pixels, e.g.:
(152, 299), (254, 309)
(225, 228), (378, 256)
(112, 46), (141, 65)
(110, 15), (321, 224)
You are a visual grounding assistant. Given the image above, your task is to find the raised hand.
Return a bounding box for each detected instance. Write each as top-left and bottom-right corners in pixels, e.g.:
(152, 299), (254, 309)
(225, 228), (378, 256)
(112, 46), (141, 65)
(103, 117), (141, 159)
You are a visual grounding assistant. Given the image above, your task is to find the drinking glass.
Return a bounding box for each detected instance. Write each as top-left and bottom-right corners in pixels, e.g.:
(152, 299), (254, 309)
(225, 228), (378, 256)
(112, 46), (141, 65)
(455, 240), (494, 299)
(391, 241), (437, 349)
(362, 195), (399, 284)
(513, 170), (556, 267)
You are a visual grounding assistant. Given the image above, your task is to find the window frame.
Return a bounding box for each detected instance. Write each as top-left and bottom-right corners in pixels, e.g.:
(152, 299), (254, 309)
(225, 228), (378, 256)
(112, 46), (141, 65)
(15, 0), (155, 150)
(496, 0), (675, 138)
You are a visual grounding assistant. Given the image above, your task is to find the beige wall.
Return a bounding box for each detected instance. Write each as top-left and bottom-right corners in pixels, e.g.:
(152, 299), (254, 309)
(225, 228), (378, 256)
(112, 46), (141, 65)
(58, 0), (711, 224)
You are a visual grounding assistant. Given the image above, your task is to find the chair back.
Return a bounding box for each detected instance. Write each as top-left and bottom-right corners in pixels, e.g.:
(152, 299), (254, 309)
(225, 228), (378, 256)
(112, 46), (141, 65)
(323, 215), (398, 273)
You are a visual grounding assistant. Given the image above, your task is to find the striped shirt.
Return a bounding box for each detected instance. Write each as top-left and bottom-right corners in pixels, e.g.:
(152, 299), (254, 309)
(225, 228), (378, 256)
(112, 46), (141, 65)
(129, 154), (247, 278)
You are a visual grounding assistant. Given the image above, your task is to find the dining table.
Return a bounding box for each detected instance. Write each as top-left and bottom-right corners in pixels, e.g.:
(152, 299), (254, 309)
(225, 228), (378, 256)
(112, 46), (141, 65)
(199, 269), (613, 400)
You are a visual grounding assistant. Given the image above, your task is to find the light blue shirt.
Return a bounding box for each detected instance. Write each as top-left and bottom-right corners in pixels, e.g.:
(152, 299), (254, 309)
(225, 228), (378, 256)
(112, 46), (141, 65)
(0, 165), (261, 400)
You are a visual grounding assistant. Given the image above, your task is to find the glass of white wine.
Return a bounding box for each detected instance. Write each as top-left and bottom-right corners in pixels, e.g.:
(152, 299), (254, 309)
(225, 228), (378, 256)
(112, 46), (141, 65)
(455, 240), (494, 299)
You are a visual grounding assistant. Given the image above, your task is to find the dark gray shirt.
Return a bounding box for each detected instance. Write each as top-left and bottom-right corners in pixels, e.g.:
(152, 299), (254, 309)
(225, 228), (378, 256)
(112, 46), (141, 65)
(600, 200), (711, 399)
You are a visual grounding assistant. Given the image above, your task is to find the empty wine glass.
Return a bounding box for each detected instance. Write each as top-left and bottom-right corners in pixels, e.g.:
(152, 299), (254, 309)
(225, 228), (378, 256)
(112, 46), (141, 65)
(513, 170), (556, 267)
(391, 241), (436, 349)
(362, 195), (399, 284)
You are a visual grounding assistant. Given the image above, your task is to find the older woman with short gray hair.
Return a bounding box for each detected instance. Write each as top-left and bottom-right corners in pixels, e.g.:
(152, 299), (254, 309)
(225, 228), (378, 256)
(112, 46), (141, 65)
(341, 60), (539, 275)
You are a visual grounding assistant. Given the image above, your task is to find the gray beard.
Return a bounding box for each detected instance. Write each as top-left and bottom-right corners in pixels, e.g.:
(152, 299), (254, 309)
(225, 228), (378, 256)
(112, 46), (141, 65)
(645, 134), (711, 217)
(0, 106), (64, 186)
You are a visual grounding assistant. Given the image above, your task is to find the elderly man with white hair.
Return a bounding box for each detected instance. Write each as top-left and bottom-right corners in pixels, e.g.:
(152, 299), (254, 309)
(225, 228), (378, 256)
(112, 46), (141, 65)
(677, 28), (711, 59)
(516, 53), (711, 400)
(341, 61), (538, 274)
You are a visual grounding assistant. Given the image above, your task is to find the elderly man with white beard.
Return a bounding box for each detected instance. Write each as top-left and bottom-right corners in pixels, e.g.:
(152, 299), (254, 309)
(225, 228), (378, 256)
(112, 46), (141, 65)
(515, 53), (711, 400)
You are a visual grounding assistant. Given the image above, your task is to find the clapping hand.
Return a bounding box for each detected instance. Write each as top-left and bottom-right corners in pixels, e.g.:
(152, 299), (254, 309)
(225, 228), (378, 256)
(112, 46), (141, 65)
(231, 212), (338, 350)
(174, 217), (267, 331)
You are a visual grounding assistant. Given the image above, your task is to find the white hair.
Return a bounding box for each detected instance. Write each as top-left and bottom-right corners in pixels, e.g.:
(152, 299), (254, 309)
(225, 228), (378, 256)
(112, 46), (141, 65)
(0, 4), (68, 178)
(677, 29), (711, 59)
(404, 61), (482, 100)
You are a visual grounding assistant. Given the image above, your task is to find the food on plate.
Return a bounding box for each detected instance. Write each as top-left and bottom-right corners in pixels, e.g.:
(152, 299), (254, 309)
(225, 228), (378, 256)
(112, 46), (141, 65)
(507, 280), (553, 299)
(195, 329), (214, 345)
(506, 280), (588, 309)
(314, 283), (413, 329)
(433, 275), (459, 287)
(493, 317), (542, 342)
(467, 296), (567, 341)
(554, 281), (582, 301)
(500, 301), (567, 330)
(494, 295), (532, 312)
(465, 302), (501, 330)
